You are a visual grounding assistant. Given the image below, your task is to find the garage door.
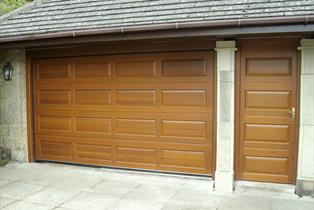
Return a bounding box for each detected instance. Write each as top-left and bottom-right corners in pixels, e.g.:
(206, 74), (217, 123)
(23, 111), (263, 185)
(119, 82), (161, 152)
(238, 40), (298, 183)
(33, 51), (215, 175)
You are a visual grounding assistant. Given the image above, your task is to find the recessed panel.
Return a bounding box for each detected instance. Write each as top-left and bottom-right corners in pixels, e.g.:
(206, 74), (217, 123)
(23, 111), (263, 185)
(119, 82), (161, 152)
(38, 90), (71, 105)
(75, 90), (111, 105)
(75, 62), (110, 78)
(162, 59), (206, 76)
(161, 120), (207, 138)
(37, 63), (71, 79)
(161, 90), (206, 107)
(117, 147), (157, 164)
(246, 58), (291, 76)
(76, 144), (112, 161)
(245, 91), (290, 109)
(244, 156), (288, 175)
(76, 117), (111, 134)
(116, 90), (156, 106)
(245, 124), (290, 142)
(116, 119), (156, 136)
(161, 150), (206, 168)
(40, 141), (72, 158)
(38, 115), (71, 131)
(116, 61), (156, 77)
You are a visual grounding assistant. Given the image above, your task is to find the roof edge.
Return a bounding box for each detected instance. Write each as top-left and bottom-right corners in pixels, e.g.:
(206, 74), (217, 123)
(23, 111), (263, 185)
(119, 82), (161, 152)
(1, 15), (314, 43)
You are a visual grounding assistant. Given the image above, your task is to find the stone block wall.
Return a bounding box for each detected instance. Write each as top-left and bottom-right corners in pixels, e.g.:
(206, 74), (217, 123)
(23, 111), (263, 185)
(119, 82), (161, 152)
(0, 49), (28, 162)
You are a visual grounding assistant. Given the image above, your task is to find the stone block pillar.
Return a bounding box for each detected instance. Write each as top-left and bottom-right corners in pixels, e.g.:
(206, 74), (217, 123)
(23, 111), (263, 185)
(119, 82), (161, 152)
(296, 39), (314, 197)
(0, 49), (28, 162)
(214, 41), (237, 192)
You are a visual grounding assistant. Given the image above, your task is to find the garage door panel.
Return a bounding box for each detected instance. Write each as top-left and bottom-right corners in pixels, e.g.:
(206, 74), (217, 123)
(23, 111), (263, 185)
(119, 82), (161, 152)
(33, 51), (214, 175)
(161, 89), (207, 107)
(116, 89), (157, 106)
(38, 89), (72, 106)
(37, 115), (72, 133)
(116, 147), (157, 165)
(116, 60), (157, 78)
(245, 90), (291, 109)
(74, 61), (111, 79)
(245, 57), (292, 76)
(75, 117), (112, 134)
(37, 140), (73, 161)
(161, 59), (206, 77)
(75, 144), (113, 161)
(75, 89), (112, 106)
(36, 61), (72, 80)
(161, 120), (207, 139)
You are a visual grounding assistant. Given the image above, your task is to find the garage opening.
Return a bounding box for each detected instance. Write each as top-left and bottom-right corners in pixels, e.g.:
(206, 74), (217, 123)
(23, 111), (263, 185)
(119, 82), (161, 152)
(32, 51), (215, 175)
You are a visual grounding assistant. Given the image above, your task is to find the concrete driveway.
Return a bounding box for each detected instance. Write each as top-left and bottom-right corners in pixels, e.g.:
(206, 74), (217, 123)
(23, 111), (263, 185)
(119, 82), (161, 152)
(0, 163), (313, 210)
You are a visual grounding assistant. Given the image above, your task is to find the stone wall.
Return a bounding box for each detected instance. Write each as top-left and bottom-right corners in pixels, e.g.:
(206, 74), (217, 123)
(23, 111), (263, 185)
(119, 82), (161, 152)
(0, 49), (27, 162)
(296, 39), (314, 196)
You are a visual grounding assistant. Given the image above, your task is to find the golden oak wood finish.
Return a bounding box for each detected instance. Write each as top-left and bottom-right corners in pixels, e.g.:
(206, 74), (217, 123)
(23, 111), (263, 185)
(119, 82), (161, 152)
(33, 51), (215, 175)
(237, 39), (299, 183)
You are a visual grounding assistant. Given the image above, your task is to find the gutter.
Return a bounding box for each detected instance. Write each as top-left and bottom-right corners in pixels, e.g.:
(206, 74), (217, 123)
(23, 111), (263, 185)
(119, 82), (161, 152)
(1, 15), (314, 43)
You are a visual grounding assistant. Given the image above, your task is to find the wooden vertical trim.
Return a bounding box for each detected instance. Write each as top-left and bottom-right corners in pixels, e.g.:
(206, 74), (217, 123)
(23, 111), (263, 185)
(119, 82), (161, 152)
(234, 44), (241, 180)
(212, 50), (217, 177)
(26, 55), (35, 162)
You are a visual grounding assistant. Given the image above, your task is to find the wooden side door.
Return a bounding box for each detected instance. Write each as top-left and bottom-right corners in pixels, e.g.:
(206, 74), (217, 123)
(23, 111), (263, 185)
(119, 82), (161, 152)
(237, 39), (299, 183)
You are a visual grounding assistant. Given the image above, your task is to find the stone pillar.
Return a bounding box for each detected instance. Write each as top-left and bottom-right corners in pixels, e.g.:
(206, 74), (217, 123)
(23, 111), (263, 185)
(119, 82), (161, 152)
(0, 49), (28, 162)
(214, 41), (237, 192)
(296, 39), (314, 197)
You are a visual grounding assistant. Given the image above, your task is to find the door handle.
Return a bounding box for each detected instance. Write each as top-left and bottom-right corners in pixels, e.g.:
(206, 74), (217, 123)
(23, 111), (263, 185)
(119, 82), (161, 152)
(288, 107), (296, 121)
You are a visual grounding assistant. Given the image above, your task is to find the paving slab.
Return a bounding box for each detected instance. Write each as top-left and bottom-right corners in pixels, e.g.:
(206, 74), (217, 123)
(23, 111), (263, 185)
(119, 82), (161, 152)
(61, 191), (121, 210)
(110, 198), (165, 210)
(0, 179), (12, 188)
(0, 197), (17, 208)
(123, 184), (180, 203)
(86, 179), (139, 197)
(2, 200), (53, 210)
(23, 187), (81, 207)
(0, 182), (44, 199)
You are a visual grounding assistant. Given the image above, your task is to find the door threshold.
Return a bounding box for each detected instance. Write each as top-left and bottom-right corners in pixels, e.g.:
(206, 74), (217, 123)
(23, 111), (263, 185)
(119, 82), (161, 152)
(36, 160), (213, 181)
(235, 180), (297, 198)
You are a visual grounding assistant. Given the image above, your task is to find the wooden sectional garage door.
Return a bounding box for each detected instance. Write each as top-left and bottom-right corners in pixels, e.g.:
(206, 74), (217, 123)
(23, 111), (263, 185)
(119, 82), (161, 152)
(238, 40), (298, 183)
(33, 51), (215, 175)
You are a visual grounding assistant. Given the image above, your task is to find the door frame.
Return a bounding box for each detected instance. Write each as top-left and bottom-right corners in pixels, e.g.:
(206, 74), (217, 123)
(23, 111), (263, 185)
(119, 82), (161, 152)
(234, 38), (301, 184)
(25, 38), (218, 176)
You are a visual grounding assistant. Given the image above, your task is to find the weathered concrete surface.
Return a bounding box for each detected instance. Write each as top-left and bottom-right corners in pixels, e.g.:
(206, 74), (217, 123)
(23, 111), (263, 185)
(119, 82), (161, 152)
(0, 50), (27, 162)
(0, 163), (313, 210)
(297, 39), (314, 197)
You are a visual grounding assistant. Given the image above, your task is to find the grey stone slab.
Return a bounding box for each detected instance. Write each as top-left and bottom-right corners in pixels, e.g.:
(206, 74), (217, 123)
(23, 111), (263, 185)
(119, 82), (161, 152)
(218, 195), (271, 210)
(269, 198), (314, 210)
(110, 198), (165, 210)
(0, 197), (17, 208)
(123, 184), (180, 203)
(0, 179), (13, 188)
(51, 175), (102, 190)
(61, 191), (120, 210)
(2, 200), (53, 210)
(170, 189), (223, 207)
(86, 179), (139, 197)
(23, 187), (81, 207)
(0, 182), (44, 199)
(162, 202), (217, 210)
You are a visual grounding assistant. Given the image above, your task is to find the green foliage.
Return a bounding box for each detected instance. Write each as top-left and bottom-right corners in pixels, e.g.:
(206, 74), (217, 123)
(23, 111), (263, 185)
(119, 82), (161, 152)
(0, 0), (33, 16)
